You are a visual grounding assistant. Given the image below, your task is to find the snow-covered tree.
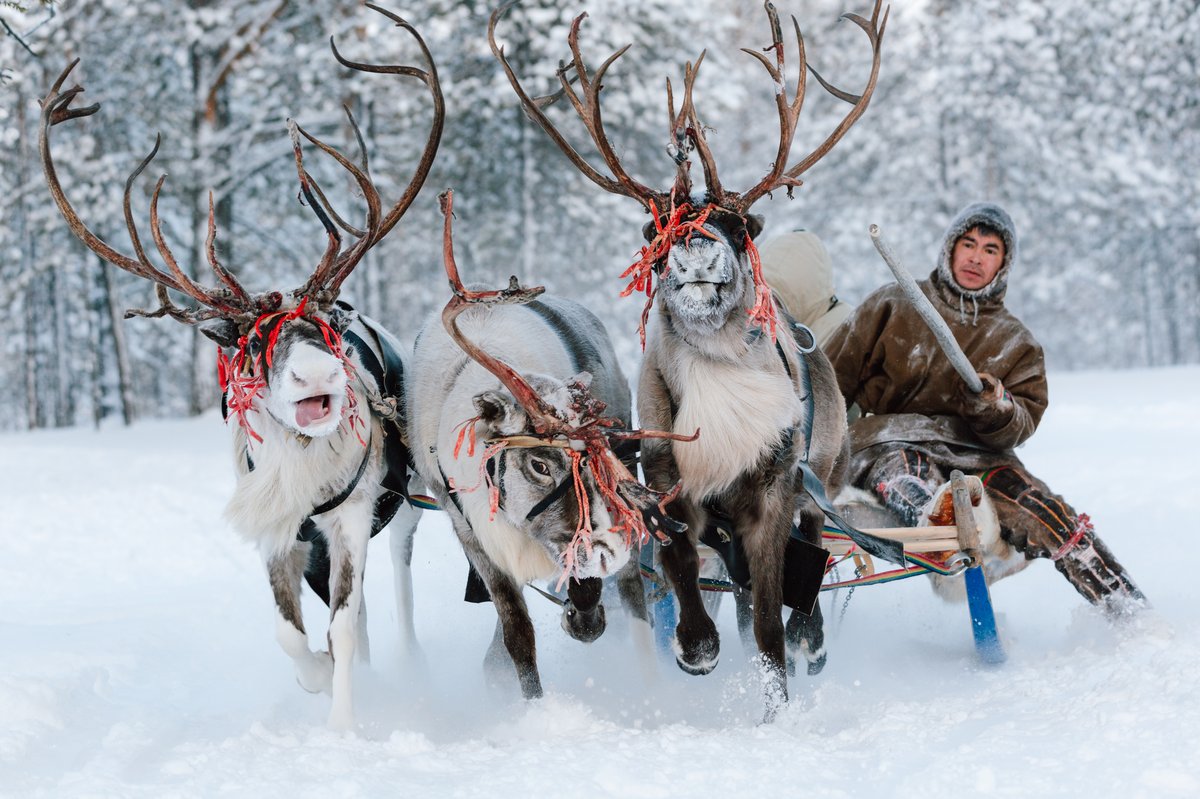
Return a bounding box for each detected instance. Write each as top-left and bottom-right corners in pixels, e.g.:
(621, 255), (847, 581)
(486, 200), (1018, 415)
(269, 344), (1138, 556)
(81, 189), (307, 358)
(2, 0), (1197, 430)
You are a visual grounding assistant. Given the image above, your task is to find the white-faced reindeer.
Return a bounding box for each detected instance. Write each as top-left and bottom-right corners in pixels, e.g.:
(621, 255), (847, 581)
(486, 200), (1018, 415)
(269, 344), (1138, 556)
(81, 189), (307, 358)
(491, 1), (892, 717)
(39, 8), (444, 729)
(407, 190), (690, 698)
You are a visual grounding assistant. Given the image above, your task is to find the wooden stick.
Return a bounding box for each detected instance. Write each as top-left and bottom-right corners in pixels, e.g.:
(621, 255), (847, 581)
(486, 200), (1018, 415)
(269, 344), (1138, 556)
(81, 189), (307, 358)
(825, 539), (959, 556)
(869, 224), (983, 394)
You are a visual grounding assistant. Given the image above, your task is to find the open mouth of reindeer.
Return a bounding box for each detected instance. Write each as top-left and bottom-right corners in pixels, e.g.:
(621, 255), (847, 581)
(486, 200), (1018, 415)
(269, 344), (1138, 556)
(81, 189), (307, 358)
(294, 393), (336, 428)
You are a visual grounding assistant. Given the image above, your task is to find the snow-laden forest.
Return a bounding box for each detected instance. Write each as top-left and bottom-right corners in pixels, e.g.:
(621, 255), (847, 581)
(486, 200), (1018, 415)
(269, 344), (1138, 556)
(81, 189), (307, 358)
(2, 0), (1197, 430)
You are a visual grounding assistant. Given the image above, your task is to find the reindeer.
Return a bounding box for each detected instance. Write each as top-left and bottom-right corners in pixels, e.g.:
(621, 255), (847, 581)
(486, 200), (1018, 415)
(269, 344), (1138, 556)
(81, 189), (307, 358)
(38, 7), (443, 729)
(490, 1), (891, 717)
(406, 190), (690, 698)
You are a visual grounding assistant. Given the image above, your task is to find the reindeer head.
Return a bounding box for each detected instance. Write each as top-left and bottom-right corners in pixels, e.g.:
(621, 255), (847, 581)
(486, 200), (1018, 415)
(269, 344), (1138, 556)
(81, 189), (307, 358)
(489, 0), (887, 347)
(437, 190), (692, 586)
(650, 211), (761, 338)
(39, 6), (444, 443)
(201, 300), (362, 440)
(468, 375), (629, 579)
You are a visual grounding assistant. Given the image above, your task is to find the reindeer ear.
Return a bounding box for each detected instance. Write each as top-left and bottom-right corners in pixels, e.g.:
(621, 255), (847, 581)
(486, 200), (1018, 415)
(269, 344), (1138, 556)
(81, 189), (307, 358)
(745, 214), (764, 241)
(473, 390), (527, 436)
(642, 219), (659, 243)
(199, 319), (240, 349)
(327, 306), (358, 335)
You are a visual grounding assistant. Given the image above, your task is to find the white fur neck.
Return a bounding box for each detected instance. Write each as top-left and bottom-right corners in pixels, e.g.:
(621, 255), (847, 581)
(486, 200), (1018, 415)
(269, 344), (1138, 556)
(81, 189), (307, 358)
(225, 381), (377, 558)
(660, 332), (802, 501)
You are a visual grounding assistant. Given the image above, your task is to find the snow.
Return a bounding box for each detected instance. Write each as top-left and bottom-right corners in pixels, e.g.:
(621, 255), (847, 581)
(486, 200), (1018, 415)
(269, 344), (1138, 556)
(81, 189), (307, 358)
(3, 366), (1199, 798)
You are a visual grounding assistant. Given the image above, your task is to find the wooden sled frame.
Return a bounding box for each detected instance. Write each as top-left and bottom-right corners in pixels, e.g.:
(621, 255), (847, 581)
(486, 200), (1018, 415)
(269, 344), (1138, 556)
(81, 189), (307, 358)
(642, 470), (1006, 664)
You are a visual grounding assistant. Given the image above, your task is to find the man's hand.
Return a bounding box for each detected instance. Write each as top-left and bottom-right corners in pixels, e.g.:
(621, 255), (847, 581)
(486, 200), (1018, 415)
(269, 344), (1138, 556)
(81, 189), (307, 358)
(958, 371), (1013, 430)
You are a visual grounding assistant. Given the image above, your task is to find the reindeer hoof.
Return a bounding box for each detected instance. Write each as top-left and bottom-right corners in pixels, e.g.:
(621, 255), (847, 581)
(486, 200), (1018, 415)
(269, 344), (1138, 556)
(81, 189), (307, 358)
(788, 640), (827, 677)
(295, 651), (334, 694)
(672, 629), (720, 675)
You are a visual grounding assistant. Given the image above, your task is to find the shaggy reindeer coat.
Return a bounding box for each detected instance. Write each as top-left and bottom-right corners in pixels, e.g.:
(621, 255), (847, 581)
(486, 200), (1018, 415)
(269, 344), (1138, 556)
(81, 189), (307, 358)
(635, 218), (848, 716)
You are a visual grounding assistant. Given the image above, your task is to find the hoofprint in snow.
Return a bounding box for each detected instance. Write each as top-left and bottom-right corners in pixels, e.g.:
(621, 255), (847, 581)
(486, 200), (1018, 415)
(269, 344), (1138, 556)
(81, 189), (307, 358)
(2, 366), (1198, 797)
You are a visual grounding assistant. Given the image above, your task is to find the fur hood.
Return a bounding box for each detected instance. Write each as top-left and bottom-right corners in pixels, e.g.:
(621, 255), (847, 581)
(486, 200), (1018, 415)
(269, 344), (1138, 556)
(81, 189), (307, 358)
(934, 202), (1019, 305)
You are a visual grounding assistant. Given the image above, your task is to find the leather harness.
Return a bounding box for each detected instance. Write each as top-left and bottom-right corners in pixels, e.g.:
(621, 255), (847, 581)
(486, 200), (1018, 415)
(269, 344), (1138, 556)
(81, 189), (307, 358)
(684, 322), (904, 614)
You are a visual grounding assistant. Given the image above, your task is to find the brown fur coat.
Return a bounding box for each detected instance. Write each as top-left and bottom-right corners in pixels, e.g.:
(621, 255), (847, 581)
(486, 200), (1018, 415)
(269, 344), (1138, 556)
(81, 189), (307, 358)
(824, 269), (1047, 483)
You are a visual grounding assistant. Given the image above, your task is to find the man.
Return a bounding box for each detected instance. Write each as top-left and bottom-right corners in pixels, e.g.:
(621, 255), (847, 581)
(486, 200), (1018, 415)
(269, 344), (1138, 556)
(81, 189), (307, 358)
(824, 202), (1144, 613)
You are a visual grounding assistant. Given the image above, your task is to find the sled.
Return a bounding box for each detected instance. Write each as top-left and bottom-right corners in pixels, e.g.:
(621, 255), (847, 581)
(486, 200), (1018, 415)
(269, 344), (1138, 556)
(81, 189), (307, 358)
(641, 470), (1006, 665)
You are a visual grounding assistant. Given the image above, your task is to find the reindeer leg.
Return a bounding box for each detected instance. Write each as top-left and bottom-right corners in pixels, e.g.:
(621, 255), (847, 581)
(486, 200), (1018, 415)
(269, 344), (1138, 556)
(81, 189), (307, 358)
(659, 502), (720, 675)
(324, 506), (372, 730)
(355, 560), (371, 666)
(267, 544), (333, 696)
(733, 584), (757, 655)
(450, 523), (542, 698)
(741, 489), (792, 722)
(388, 500), (423, 661)
(785, 501), (827, 676)
(488, 571), (542, 699)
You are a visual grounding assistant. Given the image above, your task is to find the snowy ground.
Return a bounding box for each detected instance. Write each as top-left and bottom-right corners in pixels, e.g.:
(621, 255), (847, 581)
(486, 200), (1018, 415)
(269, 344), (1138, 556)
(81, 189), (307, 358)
(2, 366), (1198, 798)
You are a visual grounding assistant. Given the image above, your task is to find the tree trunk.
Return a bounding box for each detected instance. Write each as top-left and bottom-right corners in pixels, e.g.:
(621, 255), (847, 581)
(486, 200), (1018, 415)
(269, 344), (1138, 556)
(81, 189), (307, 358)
(101, 260), (137, 425)
(52, 260), (75, 426)
(24, 292), (39, 430)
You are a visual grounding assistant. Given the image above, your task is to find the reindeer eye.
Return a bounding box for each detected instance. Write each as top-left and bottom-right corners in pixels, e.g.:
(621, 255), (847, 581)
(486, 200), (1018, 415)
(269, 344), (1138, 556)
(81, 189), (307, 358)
(530, 458), (551, 477)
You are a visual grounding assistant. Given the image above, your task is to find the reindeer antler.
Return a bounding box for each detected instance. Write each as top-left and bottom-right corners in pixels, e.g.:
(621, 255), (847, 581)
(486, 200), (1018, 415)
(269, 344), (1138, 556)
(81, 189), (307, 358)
(488, 3), (684, 215)
(293, 5), (445, 304)
(438, 189), (693, 546)
(490, 0), (887, 221)
(40, 61), (267, 323)
(438, 192), (558, 436)
(39, 5), (444, 328)
(729, 0), (888, 214)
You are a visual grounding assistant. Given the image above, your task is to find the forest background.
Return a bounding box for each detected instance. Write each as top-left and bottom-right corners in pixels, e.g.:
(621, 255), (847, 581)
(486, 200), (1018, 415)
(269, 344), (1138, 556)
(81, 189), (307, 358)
(2, 0), (1197, 430)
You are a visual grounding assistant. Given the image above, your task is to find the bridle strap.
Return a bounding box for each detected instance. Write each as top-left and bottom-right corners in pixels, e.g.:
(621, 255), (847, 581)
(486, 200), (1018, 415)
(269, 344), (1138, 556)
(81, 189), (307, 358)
(525, 470), (577, 521)
(479, 445), (577, 521)
(296, 429), (373, 542)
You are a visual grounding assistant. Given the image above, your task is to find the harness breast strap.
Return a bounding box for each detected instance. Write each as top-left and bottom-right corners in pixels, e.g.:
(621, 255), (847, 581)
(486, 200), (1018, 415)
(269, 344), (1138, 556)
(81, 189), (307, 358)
(790, 331), (905, 565)
(697, 327), (905, 613)
(341, 315), (415, 532)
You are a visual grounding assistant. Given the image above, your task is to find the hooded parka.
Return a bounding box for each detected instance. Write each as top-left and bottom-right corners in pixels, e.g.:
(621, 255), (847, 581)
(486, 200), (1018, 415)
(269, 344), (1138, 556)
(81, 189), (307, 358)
(825, 203), (1046, 482)
(825, 202), (1144, 610)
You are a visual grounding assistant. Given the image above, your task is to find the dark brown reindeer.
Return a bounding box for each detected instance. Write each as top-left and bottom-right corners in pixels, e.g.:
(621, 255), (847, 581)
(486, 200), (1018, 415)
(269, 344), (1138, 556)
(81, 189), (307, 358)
(406, 189), (692, 698)
(39, 7), (443, 729)
(490, 0), (891, 717)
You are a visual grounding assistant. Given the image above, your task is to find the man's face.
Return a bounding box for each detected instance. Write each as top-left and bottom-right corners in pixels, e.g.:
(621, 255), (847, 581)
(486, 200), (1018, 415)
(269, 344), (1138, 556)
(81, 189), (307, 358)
(951, 228), (1005, 291)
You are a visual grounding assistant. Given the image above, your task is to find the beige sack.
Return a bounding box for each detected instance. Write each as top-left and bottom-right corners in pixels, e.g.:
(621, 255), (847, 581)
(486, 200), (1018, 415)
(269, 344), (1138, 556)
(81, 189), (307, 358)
(759, 230), (853, 347)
